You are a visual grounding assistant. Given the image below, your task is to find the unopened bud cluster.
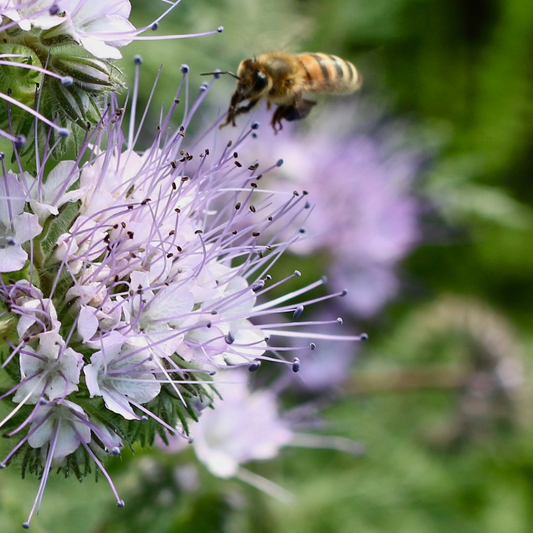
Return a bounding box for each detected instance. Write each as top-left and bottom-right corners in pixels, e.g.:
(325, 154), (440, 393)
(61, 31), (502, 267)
(0, 0), (130, 144)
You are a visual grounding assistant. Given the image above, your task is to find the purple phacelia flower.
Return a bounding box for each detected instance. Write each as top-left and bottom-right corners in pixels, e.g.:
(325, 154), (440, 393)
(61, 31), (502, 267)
(0, 61), (365, 527)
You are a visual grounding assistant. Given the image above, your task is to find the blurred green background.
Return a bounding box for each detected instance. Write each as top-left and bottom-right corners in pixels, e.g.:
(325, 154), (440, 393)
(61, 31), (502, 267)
(2, 0), (533, 531)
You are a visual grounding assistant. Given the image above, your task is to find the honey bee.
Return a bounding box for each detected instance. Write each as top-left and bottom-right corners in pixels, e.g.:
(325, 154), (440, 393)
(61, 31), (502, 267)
(216, 52), (361, 132)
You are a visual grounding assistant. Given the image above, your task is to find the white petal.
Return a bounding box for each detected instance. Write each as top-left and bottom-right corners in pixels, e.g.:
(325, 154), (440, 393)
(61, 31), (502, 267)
(13, 212), (42, 243)
(59, 347), (84, 384)
(78, 36), (123, 59)
(28, 411), (55, 448)
(78, 306), (99, 343)
(45, 374), (79, 400)
(102, 388), (137, 420)
(0, 172), (25, 226)
(112, 368), (160, 404)
(84, 363), (102, 397)
(0, 245), (27, 273)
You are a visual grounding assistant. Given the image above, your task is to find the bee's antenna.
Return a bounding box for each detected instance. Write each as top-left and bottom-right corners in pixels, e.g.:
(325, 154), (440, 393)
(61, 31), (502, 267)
(200, 70), (240, 80)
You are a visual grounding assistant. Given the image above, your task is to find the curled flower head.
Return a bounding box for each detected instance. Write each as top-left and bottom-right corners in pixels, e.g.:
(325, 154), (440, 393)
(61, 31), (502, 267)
(1, 0), (135, 58)
(0, 60), (365, 527)
(0, 0), (222, 149)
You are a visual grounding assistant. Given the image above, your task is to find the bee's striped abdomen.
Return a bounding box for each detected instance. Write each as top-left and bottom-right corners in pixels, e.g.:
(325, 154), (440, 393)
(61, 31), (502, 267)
(297, 53), (361, 94)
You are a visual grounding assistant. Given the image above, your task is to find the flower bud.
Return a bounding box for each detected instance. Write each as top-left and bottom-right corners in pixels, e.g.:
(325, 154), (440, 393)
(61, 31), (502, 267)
(51, 51), (116, 93)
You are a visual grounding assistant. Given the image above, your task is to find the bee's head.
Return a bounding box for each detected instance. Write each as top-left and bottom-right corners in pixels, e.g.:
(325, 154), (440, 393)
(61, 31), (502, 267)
(236, 58), (269, 101)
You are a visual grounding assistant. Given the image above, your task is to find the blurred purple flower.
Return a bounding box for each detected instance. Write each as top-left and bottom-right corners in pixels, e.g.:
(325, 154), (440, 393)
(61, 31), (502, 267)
(245, 103), (423, 317)
(158, 368), (364, 500)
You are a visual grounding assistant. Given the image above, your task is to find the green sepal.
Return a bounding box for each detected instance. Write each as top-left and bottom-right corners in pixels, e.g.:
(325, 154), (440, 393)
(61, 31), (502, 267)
(39, 200), (81, 260)
(51, 51), (116, 92)
(39, 22), (78, 48)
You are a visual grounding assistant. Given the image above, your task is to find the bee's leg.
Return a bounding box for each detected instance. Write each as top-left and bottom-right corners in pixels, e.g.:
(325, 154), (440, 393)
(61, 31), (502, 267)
(271, 105), (288, 132)
(219, 97), (261, 129)
(271, 99), (317, 132)
(219, 109), (237, 129)
(286, 99), (316, 121)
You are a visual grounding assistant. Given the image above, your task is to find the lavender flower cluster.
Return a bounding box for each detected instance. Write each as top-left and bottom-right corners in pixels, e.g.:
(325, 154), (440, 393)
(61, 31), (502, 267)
(0, 1), (365, 527)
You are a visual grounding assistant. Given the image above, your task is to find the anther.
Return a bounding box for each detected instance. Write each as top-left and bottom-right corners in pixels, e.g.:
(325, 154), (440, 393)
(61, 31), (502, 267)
(251, 280), (265, 292)
(61, 76), (73, 86)
(248, 360), (261, 372)
(292, 358), (301, 373)
(134, 55), (142, 65)
(14, 135), (26, 148)
(293, 305), (304, 319)
(181, 64), (189, 73)
(225, 331), (235, 344)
